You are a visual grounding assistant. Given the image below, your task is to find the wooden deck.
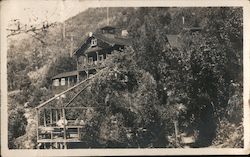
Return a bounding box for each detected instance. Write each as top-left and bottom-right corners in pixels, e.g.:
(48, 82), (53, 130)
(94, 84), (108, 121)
(37, 138), (82, 143)
(37, 125), (84, 144)
(38, 125), (84, 129)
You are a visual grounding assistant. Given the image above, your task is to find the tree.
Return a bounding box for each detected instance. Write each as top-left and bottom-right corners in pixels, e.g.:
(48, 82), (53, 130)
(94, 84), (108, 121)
(8, 106), (27, 149)
(125, 7), (243, 147)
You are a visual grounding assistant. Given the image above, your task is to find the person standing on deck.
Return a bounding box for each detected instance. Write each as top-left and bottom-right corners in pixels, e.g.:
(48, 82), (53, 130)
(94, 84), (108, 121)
(56, 116), (68, 127)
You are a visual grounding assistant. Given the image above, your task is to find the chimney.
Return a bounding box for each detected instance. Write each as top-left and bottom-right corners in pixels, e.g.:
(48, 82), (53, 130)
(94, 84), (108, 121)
(182, 16), (185, 25)
(89, 32), (93, 37)
(121, 30), (128, 37)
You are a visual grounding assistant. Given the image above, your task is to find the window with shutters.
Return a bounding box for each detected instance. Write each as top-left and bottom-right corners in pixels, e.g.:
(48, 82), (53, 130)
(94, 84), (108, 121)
(61, 78), (66, 86)
(99, 54), (104, 61)
(53, 79), (59, 86)
(91, 39), (97, 47)
(88, 57), (93, 64)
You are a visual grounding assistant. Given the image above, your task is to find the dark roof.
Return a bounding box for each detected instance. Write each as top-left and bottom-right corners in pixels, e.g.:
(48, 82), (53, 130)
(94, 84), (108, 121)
(166, 35), (182, 49)
(72, 37), (91, 56)
(52, 71), (78, 79)
(73, 33), (132, 56)
(184, 27), (202, 32)
(100, 26), (116, 30)
(93, 33), (132, 46)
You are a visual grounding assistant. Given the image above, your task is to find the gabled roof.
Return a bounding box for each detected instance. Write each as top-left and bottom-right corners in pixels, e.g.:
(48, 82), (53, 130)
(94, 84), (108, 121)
(52, 71), (78, 80)
(93, 33), (132, 46)
(166, 35), (182, 50)
(73, 33), (132, 56)
(183, 27), (202, 32)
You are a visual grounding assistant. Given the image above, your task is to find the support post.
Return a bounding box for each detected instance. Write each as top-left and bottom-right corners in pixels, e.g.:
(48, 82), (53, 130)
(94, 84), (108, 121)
(174, 120), (179, 146)
(62, 107), (67, 149)
(107, 7), (109, 25)
(77, 71), (80, 83)
(60, 109), (63, 119)
(86, 54), (88, 65)
(43, 109), (46, 127)
(55, 109), (58, 122)
(68, 77), (70, 87)
(70, 34), (73, 57)
(76, 56), (79, 71)
(36, 108), (39, 148)
(50, 109), (53, 126)
(86, 71), (89, 78)
(78, 127), (80, 140)
(96, 51), (99, 63)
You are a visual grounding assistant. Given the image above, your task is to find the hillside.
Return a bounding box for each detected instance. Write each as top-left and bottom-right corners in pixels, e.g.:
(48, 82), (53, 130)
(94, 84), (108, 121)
(7, 7), (243, 149)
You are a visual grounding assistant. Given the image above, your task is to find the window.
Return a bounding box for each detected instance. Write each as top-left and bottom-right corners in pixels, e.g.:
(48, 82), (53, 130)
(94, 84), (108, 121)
(91, 39), (97, 47)
(68, 78), (70, 86)
(88, 57), (93, 64)
(61, 78), (66, 86)
(53, 79), (59, 86)
(106, 54), (110, 59)
(79, 56), (84, 64)
(99, 55), (104, 61)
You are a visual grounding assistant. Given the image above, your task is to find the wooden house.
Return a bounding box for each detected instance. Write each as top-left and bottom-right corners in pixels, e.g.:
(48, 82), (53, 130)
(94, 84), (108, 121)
(51, 26), (132, 94)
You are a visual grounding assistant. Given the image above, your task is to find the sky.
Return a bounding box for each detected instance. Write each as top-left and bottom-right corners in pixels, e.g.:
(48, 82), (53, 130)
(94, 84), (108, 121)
(3, 0), (96, 29)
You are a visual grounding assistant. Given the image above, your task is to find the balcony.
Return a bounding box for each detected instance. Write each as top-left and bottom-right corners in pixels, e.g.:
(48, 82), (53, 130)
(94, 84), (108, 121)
(77, 61), (105, 72)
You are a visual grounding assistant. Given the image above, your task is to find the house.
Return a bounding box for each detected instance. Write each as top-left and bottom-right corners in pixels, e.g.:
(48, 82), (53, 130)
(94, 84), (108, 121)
(165, 34), (183, 51)
(51, 71), (78, 94)
(51, 26), (132, 94)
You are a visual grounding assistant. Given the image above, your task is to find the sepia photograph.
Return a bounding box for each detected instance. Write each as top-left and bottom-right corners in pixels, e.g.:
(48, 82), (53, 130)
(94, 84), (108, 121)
(1, 0), (250, 156)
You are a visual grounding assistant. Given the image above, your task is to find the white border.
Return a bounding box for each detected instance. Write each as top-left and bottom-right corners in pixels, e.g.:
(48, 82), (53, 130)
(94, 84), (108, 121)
(1, 0), (250, 156)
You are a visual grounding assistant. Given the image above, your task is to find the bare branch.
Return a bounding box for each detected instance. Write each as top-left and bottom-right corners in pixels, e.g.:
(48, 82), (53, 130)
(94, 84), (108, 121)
(6, 22), (56, 38)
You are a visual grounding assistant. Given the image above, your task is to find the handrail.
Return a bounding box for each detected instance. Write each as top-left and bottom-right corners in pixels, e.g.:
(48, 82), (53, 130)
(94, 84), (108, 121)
(64, 83), (91, 107)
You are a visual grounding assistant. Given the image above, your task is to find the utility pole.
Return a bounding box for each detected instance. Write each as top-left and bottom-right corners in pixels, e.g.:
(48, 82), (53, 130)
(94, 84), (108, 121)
(107, 7), (109, 26)
(63, 21), (66, 40)
(174, 120), (179, 146)
(70, 34), (74, 57)
(182, 16), (185, 25)
(61, 0), (66, 40)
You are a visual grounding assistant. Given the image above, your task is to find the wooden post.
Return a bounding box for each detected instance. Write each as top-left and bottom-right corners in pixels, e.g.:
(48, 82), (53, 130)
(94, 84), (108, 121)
(43, 109), (47, 127)
(78, 127), (80, 140)
(60, 109), (63, 119)
(86, 71), (89, 78)
(62, 107), (67, 149)
(107, 7), (109, 25)
(76, 56), (79, 71)
(50, 109), (53, 126)
(70, 34), (73, 57)
(174, 120), (179, 146)
(77, 71), (80, 83)
(96, 51), (99, 63)
(55, 109), (58, 122)
(36, 108), (40, 147)
(86, 54), (88, 65)
(68, 77), (70, 87)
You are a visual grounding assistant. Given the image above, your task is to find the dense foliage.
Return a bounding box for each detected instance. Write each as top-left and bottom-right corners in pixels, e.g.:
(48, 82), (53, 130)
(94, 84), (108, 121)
(123, 7), (243, 147)
(8, 96), (28, 148)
